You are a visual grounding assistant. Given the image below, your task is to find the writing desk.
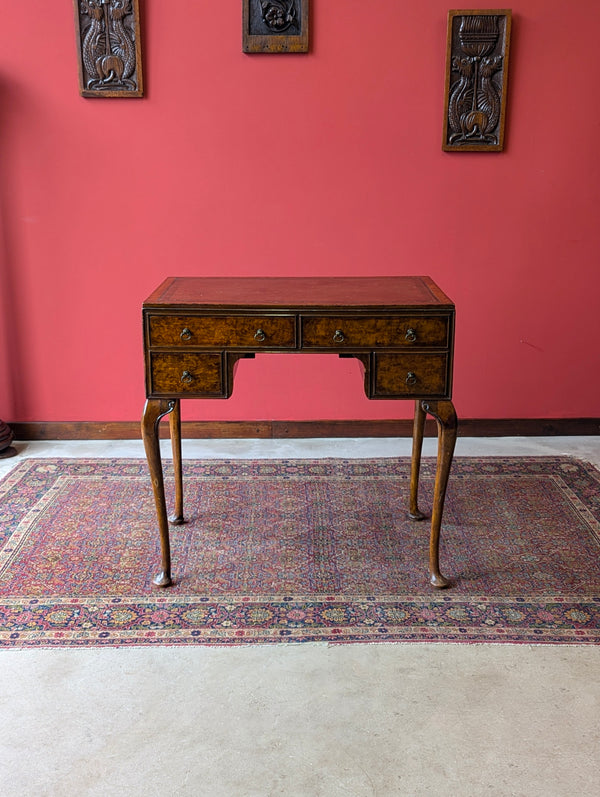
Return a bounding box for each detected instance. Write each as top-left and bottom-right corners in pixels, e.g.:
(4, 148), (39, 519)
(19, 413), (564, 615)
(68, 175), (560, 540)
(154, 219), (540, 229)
(141, 277), (457, 589)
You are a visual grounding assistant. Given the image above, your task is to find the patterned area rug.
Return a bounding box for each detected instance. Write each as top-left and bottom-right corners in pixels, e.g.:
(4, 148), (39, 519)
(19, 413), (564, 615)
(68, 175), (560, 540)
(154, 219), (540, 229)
(1, 457), (599, 647)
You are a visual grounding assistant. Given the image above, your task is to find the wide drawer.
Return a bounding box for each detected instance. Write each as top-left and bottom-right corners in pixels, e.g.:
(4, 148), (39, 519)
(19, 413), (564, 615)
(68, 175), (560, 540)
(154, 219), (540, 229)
(148, 352), (224, 397)
(300, 315), (449, 349)
(372, 353), (450, 398)
(147, 314), (296, 348)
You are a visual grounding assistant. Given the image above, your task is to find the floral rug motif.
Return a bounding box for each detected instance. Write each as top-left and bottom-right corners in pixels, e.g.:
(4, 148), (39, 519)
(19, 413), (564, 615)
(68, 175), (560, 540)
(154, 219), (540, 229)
(0, 457), (599, 647)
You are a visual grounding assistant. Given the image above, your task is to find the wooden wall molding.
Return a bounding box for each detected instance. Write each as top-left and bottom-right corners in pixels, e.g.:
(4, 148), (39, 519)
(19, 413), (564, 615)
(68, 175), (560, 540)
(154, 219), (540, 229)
(8, 419), (600, 441)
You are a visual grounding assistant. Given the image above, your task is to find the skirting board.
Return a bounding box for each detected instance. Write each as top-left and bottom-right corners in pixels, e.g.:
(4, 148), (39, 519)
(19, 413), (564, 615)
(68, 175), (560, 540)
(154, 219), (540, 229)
(8, 418), (600, 440)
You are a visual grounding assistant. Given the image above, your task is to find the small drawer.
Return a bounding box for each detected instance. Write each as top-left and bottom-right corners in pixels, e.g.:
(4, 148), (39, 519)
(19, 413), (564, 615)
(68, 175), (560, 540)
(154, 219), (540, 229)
(300, 316), (449, 349)
(373, 353), (450, 398)
(149, 353), (224, 397)
(147, 314), (296, 349)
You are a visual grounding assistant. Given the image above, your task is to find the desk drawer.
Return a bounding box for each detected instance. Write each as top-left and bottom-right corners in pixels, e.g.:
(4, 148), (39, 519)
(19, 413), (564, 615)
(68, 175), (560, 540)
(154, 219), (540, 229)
(373, 353), (450, 398)
(148, 353), (224, 397)
(300, 316), (449, 349)
(148, 315), (296, 349)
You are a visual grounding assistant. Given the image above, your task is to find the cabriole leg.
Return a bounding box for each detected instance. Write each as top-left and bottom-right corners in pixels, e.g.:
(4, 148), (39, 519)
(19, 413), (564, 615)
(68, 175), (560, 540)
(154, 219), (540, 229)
(168, 399), (185, 525)
(421, 400), (458, 588)
(409, 399), (427, 520)
(141, 398), (176, 587)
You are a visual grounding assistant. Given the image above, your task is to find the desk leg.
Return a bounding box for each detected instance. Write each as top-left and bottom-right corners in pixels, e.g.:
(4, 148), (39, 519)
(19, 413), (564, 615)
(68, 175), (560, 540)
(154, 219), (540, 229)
(409, 399), (427, 521)
(422, 400), (457, 588)
(168, 399), (185, 525)
(141, 398), (175, 588)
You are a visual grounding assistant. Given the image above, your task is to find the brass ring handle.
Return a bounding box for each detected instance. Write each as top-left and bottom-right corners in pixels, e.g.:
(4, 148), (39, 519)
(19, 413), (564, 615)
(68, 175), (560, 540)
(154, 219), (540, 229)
(254, 329), (266, 342)
(181, 370), (194, 384)
(405, 372), (417, 386)
(405, 328), (417, 343)
(332, 329), (345, 343)
(180, 327), (192, 341)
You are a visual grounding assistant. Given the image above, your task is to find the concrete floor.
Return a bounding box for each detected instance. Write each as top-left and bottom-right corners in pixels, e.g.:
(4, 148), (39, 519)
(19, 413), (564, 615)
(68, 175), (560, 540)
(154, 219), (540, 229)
(1, 437), (599, 796)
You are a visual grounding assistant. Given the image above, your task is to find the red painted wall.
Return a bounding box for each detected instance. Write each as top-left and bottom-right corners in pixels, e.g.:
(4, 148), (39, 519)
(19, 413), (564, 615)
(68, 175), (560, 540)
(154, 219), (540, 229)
(1, 2), (599, 424)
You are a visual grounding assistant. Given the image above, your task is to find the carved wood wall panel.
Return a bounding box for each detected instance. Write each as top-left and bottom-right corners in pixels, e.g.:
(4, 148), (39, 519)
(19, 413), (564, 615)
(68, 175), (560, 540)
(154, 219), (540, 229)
(442, 10), (512, 151)
(73, 0), (143, 97)
(243, 0), (309, 53)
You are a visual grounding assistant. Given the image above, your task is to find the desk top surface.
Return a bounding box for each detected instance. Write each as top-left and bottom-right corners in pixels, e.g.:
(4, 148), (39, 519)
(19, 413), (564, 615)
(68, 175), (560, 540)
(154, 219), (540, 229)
(143, 276), (454, 310)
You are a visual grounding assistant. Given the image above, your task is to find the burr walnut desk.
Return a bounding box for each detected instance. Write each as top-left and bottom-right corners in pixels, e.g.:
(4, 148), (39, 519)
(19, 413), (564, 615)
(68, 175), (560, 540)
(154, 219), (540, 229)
(141, 276), (457, 589)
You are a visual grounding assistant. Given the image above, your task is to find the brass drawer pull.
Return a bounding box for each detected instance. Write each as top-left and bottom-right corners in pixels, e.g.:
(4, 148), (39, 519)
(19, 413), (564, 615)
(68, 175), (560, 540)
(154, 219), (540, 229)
(405, 372), (417, 386)
(180, 327), (192, 341)
(332, 329), (345, 343)
(254, 329), (266, 342)
(405, 328), (417, 343)
(181, 370), (194, 384)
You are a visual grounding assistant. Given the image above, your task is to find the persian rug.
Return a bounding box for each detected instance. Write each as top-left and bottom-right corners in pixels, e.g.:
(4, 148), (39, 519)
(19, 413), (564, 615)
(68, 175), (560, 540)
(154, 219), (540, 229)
(0, 457), (599, 648)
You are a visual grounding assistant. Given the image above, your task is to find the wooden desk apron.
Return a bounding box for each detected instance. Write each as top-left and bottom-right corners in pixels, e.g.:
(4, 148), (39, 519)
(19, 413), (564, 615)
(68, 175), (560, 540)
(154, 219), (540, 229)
(141, 277), (457, 588)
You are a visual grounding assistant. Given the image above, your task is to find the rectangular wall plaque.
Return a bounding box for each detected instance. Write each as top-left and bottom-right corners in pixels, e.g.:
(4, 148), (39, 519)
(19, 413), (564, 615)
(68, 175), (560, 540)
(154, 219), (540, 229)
(243, 0), (309, 53)
(442, 9), (511, 151)
(73, 0), (143, 97)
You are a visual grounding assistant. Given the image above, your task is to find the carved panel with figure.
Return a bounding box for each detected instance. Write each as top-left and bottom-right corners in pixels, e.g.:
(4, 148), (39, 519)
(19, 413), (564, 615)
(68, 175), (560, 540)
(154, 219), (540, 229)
(73, 0), (143, 97)
(442, 10), (511, 151)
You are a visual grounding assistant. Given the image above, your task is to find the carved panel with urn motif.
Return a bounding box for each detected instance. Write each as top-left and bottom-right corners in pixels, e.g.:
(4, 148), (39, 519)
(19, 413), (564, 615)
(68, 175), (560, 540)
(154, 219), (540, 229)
(443, 10), (511, 151)
(73, 0), (143, 97)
